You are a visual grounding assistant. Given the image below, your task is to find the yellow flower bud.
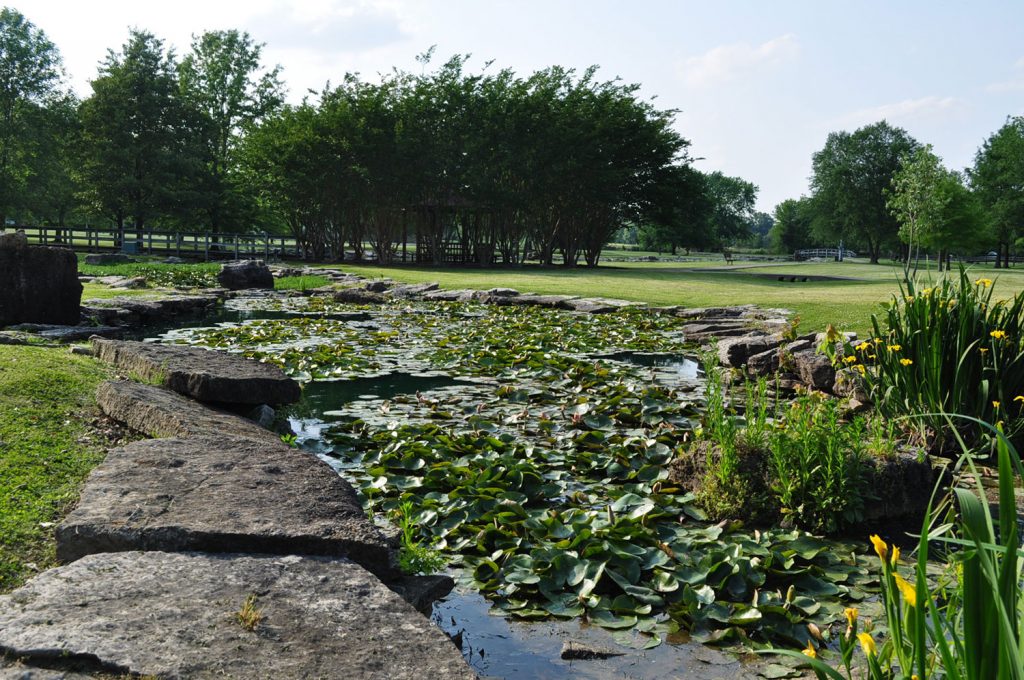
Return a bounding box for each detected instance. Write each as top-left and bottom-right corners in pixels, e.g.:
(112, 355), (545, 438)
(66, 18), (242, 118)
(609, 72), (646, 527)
(858, 632), (877, 657)
(895, 573), (917, 607)
(869, 534), (888, 562)
(802, 641), (817, 659)
(844, 607), (858, 627)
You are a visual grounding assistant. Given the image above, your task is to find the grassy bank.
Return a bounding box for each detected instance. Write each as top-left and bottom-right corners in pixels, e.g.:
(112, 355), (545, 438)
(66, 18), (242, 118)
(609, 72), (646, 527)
(316, 259), (1024, 334)
(0, 346), (110, 592)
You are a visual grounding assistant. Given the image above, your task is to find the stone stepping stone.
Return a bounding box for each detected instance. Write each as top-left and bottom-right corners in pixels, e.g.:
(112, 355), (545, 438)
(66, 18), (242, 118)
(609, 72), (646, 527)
(0, 552), (473, 679)
(57, 435), (392, 575)
(96, 380), (279, 442)
(91, 338), (301, 405)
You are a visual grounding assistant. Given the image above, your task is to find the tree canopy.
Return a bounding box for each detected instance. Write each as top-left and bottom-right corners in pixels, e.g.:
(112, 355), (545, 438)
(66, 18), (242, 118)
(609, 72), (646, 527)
(970, 116), (1024, 268)
(810, 121), (918, 263)
(0, 7), (62, 225)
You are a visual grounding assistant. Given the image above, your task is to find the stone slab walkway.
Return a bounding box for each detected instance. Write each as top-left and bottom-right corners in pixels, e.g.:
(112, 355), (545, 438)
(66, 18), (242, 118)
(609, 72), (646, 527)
(56, 435), (393, 575)
(96, 379), (279, 442)
(92, 338), (301, 405)
(0, 552), (472, 679)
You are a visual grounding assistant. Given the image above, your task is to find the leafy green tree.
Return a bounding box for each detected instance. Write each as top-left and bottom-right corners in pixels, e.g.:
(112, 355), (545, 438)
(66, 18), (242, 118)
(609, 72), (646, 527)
(704, 171), (757, 246)
(0, 7), (63, 227)
(23, 93), (81, 232)
(769, 197), (814, 254)
(889, 145), (985, 274)
(810, 121), (918, 263)
(970, 116), (1024, 268)
(640, 164), (713, 253)
(179, 29), (284, 231)
(79, 29), (198, 238)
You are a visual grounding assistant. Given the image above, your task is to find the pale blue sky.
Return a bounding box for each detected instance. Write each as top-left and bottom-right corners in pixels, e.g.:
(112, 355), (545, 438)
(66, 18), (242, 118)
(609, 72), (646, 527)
(24, 0), (1024, 212)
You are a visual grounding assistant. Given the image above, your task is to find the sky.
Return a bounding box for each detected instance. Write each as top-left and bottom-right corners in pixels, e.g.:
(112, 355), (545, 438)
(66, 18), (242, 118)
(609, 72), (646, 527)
(20, 0), (1024, 213)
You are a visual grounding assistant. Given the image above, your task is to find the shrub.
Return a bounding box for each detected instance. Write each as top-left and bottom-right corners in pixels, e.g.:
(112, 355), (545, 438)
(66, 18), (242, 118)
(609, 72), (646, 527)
(855, 267), (1024, 453)
(771, 420), (1024, 679)
(692, 359), (871, 533)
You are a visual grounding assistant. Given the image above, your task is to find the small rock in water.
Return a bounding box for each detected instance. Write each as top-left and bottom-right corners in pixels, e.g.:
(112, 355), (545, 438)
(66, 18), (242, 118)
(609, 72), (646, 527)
(559, 641), (625, 660)
(246, 404), (276, 429)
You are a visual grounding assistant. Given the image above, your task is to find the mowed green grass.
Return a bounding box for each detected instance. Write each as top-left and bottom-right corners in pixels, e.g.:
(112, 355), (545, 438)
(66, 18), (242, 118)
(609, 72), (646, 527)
(320, 259), (1024, 335)
(0, 346), (111, 592)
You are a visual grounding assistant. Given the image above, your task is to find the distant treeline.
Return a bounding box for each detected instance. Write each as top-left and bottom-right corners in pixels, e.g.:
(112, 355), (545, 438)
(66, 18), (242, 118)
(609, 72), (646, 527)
(0, 8), (764, 265)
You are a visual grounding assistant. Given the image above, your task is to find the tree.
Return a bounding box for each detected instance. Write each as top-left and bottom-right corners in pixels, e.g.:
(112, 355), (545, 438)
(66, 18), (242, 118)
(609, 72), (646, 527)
(79, 29), (197, 238)
(970, 116), (1024, 268)
(704, 171), (757, 246)
(179, 29), (284, 231)
(640, 164), (713, 253)
(0, 7), (63, 227)
(889, 145), (985, 274)
(769, 197), (814, 254)
(810, 121), (918, 263)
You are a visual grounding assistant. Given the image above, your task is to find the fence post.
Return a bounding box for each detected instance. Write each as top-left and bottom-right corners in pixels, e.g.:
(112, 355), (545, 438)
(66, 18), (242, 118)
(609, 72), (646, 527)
(234, 234), (239, 260)
(176, 232), (182, 257)
(204, 233), (209, 261)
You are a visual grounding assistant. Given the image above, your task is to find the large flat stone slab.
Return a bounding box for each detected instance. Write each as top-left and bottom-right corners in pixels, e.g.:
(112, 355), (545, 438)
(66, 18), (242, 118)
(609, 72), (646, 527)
(91, 338), (300, 405)
(96, 380), (278, 442)
(0, 552), (473, 679)
(57, 436), (392, 575)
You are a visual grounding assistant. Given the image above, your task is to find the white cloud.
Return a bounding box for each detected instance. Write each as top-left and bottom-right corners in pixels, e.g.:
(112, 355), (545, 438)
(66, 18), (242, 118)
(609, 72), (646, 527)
(983, 56), (1024, 93)
(679, 34), (798, 88)
(833, 96), (963, 128)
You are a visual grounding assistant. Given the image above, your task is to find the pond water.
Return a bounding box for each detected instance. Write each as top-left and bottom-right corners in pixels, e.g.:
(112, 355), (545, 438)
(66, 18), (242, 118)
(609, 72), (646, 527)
(152, 294), (872, 679)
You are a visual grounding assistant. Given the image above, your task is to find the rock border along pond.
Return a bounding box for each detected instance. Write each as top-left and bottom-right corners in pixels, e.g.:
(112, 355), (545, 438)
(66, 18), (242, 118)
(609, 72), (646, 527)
(0, 339), (473, 679)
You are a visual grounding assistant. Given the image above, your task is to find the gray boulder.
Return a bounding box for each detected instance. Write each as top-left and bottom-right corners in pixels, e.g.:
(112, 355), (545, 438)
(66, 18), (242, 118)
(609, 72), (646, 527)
(91, 338), (301, 405)
(334, 287), (386, 304)
(0, 552), (473, 679)
(792, 349), (837, 392)
(716, 333), (780, 368)
(486, 287), (520, 297)
(0, 245), (81, 327)
(83, 253), (135, 265)
(96, 380), (280, 442)
(217, 260), (274, 290)
(386, 282), (439, 298)
(56, 435), (392, 574)
(364, 280), (393, 293)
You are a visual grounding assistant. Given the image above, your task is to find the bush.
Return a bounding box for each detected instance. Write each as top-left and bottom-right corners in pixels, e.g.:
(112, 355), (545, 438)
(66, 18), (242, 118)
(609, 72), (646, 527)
(855, 268), (1024, 452)
(689, 361), (877, 533)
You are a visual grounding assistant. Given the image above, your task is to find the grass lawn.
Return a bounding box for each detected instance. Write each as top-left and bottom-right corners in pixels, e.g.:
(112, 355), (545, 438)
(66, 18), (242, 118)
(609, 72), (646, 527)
(308, 259), (1024, 335)
(0, 346), (111, 592)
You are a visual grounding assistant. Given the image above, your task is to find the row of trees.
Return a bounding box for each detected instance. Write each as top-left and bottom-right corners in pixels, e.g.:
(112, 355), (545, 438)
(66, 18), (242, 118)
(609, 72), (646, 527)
(2, 7), (770, 265)
(0, 10), (284, 236)
(769, 118), (1024, 266)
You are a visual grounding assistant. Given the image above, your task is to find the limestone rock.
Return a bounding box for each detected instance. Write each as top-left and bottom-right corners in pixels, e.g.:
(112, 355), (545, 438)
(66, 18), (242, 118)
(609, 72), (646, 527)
(0, 245), (81, 327)
(387, 574), (456, 615)
(107, 275), (147, 289)
(386, 282), (439, 298)
(0, 230), (28, 249)
(486, 287), (519, 297)
(363, 280), (393, 293)
(791, 349), (837, 392)
(334, 287), (386, 304)
(246, 403), (276, 429)
(0, 552), (473, 679)
(560, 298), (618, 314)
(57, 435), (392, 574)
(83, 253), (135, 265)
(716, 333), (779, 368)
(91, 339), (300, 405)
(96, 380), (279, 442)
(217, 260), (274, 290)
(746, 346), (781, 375)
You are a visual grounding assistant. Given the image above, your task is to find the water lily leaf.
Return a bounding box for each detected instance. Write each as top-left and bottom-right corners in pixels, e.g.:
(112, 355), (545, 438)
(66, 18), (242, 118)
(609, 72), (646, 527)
(588, 609), (638, 630)
(728, 607), (763, 626)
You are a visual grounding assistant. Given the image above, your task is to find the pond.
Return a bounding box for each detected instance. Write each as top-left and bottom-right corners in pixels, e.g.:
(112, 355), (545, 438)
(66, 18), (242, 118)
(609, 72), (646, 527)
(153, 294), (875, 679)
